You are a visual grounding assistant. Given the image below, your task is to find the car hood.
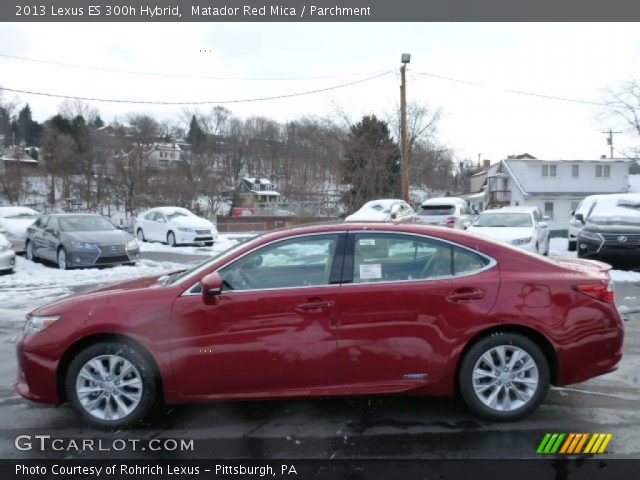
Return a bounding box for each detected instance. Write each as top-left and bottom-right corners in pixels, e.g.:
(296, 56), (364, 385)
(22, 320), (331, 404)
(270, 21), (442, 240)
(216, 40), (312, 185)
(30, 275), (168, 315)
(0, 234), (10, 248)
(0, 218), (36, 239)
(61, 229), (133, 245)
(169, 216), (214, 229)
(584, 217), (640, 234)
(466, 226), (534, 243)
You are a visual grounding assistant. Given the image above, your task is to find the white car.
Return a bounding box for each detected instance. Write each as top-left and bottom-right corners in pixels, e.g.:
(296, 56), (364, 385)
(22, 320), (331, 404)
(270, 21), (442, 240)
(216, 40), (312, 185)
(415, 197), (473, 229)
(467, 206), (550, 255)
(0, 206), (39, 253)
(0, 232), (16, 274)
(345, 199), (415, 222)
(134, 207), (218, 247)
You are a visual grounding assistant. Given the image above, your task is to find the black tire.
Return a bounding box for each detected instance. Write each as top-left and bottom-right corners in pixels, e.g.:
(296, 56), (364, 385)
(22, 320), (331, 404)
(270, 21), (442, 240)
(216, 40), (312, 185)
(136, 228), (146, 242)
(65, 341), (159, 429)
(458, 332), (550, 422)
(57, 247), (69, 270)
(205, 241), (214, 246)
(25, 240), (36, 262)
(568, 240), (576, 252)
(167, 231), (177, 247)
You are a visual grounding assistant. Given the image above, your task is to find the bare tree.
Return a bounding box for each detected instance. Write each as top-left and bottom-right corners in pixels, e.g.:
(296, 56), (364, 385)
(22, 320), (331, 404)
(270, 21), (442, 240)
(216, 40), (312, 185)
(603, 80), (640, 156)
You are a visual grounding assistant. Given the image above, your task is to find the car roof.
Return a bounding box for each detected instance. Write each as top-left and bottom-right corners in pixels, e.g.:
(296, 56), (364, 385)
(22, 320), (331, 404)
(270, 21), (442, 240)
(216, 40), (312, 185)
(482, 206), (537, 214)
(42, 213), (104, 217)
(145, 206), (192, 214)
(361, 199), (405, 208)
(421, 197), (467, 206)
(0, 206), (38, 216)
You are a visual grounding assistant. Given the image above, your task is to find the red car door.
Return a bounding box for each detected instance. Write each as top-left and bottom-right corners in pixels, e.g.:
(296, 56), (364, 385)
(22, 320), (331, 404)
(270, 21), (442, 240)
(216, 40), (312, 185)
(170, 233), (345, 397)
(336, 231), (500, 390)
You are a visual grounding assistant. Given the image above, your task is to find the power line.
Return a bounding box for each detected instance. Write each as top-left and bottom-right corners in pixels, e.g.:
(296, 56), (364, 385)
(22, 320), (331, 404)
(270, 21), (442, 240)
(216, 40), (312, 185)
(414, 70), (632, 109)
(0, 71), (393, 106)
(0, 52), (389, 82)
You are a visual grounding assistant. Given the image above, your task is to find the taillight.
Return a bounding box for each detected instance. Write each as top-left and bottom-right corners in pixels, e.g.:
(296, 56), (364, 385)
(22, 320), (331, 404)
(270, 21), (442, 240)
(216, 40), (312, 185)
(444, 216), (456, 228)
(574, 282), (615, 304)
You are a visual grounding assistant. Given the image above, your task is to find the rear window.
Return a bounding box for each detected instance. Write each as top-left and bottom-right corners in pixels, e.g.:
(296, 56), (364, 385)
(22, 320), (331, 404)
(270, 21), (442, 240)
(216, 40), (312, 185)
(419, 205), (455, 216)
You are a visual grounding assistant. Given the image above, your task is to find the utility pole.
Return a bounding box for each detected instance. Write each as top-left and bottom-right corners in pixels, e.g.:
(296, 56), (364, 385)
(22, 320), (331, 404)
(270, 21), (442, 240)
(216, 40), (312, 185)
(603, 129), (621, 159)
(400, 53), (411, 203)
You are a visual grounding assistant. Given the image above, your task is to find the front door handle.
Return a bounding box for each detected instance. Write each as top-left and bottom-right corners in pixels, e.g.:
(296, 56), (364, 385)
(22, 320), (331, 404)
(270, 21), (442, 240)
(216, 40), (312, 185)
(446, 288), (485, 302)
(295, 298), (335, 313)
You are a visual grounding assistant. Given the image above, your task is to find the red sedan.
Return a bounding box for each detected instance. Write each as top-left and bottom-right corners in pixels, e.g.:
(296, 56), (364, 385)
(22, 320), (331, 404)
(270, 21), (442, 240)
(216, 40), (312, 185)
(15, 223), (623, 428)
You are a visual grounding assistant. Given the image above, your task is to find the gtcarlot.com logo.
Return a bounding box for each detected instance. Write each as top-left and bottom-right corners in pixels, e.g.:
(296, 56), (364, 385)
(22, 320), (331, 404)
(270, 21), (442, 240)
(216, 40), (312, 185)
(536, 433), (613, 455)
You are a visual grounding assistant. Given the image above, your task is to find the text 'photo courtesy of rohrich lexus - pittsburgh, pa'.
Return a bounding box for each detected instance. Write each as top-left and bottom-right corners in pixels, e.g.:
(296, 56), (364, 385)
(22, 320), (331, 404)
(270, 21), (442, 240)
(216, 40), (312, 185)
(15, 222), (623, 428)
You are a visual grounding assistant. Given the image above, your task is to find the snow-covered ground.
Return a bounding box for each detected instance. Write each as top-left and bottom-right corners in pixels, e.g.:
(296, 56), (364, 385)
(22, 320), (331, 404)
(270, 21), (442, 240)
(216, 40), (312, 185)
(549, 237), (640, 283)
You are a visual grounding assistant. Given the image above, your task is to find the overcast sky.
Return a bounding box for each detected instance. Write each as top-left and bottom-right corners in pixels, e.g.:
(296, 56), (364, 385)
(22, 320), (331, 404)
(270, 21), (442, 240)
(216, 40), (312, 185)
(1, 22), (639, 162)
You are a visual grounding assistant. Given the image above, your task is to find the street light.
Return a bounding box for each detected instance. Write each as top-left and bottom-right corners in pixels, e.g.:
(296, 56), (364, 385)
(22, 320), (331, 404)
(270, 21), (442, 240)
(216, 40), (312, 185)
(400, 54), (410, 202)
(401, 53), (411, 64)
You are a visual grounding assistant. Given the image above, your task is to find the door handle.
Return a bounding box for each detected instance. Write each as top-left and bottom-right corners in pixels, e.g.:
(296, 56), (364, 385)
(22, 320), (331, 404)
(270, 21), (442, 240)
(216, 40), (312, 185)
(295, 299), (335, 313)
(446, 288), (485, 302)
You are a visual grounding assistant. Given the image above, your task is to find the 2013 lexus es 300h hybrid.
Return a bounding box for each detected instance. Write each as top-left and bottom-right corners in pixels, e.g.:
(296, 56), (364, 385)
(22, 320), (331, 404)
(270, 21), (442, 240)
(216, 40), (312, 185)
(15, 223), (623, 428)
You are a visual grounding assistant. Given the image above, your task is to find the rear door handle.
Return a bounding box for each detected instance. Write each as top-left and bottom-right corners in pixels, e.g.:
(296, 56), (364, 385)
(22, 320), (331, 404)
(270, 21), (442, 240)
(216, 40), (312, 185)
(446, 289), (485, 302)
(295, 299), (335, 313)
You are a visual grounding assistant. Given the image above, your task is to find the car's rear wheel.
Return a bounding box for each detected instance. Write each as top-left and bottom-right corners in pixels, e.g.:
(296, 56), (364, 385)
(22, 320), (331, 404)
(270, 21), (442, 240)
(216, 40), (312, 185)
(136, 228), (145, 242)
(57, 248), (69, 270)
(167, 231), (177, 247)
(459, 332), (549, 421)
(65, 342), (158, 429)
(568, 240), (576, 252)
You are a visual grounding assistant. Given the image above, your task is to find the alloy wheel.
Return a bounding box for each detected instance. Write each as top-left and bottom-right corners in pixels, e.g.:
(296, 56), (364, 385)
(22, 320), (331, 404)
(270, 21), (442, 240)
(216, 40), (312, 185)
(167, 232), (176, 247)
(137, 229), (145, 242)
(58, 249), (67, 270)
(26, 242), (34, 261)
(75, 354), (143, 421)
(472, 345), (539, 412)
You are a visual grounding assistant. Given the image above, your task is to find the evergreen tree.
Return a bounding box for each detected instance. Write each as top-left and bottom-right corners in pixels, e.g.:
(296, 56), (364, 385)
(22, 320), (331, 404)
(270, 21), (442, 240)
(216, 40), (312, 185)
(14, 104), (43, 146)
(341, 115), (401, 211)
(187, 115), (207, 154)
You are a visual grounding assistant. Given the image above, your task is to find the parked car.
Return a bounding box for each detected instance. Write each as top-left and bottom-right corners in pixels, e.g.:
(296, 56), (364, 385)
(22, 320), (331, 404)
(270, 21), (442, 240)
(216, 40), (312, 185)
(25, 214), (140, 270)
(134, 207), (218, 246)
(577, 194), (640, 262)
(0, 206), (39, 253)
(467, 206), (550, 255)
(415, 197), (473, 229)
(0, 232), (16, 274)
(16, 222), (623, 427)
(345, 199), (415, 222)
(569, 193), (635, 252)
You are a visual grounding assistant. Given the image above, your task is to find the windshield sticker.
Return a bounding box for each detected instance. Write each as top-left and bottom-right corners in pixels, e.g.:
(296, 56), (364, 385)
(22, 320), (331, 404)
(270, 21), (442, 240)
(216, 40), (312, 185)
(359, 239), (376, 246)
(360, 264), (382, 279)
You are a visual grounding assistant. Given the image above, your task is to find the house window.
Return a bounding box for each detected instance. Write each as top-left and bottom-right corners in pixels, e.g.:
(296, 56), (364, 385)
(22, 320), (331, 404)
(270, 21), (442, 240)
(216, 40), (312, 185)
(542, 165), (557, 177)
(570, 201), (579, 212)
(572, 165), (579, 177)
(596, 164), (610, 178)
(544, 202), (554, 219)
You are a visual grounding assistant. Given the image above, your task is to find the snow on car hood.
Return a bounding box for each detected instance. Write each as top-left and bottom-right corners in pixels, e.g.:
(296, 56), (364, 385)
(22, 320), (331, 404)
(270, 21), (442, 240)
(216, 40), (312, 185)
(61, 229), (133, 246)
(0, 233), (10, 247)
(0, 218), (36, 239)
(466, 226), (535, 243)
(169, 215), (215, 230)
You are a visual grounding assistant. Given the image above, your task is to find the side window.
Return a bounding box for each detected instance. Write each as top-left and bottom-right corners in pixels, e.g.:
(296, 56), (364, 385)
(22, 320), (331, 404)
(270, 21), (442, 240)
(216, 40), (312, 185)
(46, 217), (58, 231)
(145, 212), (156, 220)
(352, 233), (453, 283)
(219, 234), (339, 291)
(453, 246), (488, 275)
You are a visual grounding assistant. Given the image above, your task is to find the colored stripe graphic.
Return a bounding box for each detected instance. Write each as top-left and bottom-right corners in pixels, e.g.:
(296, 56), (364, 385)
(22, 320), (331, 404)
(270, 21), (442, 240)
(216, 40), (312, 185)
(538, 433), (612, 454)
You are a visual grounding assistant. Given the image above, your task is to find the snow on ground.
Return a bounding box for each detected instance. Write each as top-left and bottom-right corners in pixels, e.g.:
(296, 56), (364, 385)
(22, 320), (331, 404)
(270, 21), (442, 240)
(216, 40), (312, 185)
(138, 233), (246, 254)
(549, 237), (640, 283)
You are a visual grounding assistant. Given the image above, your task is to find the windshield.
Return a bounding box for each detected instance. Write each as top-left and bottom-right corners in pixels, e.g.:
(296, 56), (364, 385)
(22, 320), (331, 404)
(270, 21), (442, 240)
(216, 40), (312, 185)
(474, 212), (532, 227)
(419, 205), (455, 216)
(4, 213), (38, 220)
(168, 235), (262, 285)
(165, 211), (189, 221)
(58, 216), (116, 232)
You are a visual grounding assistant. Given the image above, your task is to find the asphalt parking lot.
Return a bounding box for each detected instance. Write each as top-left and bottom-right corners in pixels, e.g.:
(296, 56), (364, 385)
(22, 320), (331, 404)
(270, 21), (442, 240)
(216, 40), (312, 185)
(0, 249), (638, 459)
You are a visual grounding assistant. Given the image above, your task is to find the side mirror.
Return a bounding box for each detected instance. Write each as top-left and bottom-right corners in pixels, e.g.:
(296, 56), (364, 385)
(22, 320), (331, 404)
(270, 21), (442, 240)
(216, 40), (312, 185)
(574, 213), (584, 223)
(538, 222), (548, 229)
(390, 212), (397, 220)
(201, 272), (223, 304)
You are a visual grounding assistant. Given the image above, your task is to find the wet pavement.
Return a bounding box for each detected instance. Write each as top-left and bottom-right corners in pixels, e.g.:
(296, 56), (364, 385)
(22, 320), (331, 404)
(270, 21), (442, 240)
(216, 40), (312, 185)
(0, 253), (637, 460)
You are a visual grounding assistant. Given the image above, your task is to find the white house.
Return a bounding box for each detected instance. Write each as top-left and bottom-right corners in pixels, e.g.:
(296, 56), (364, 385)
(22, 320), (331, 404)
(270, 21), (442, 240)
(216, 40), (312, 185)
(483, 157), (631, 231)
(147, 143), (182, 169)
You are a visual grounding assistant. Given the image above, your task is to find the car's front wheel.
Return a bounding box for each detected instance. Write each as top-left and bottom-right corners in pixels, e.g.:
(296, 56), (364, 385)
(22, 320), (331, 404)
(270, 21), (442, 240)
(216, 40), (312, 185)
(136, 228), (146, 242)
(458, 332), (549, 421)
(65, 342), (158, 428)
(25, 241), (36, 262)
(167, 231), (177, 247)
(57, 248), (69, 270)
(568, 240), (577, 252)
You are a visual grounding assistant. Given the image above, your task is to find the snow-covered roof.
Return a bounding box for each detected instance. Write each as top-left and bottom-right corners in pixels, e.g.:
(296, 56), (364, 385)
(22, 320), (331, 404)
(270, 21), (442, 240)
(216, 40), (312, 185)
(0, 156), (38, 164)
(421, 197), (468, 206)
(243, 177), (273, 185)
(485, 206), (538, 214)
(146, 206), (194, 216)
(0, 206), (39, 217)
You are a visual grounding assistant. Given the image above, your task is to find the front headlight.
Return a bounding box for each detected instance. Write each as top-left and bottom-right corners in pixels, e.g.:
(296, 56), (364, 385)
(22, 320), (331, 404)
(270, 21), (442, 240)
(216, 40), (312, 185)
(126, 239), (139, 250)
(511, 237), (532, 246)
(569, 218), (582, 228)
(69, 241), (98, 250)
(580, 230), (603, 242)
(24, 315), (61, 335)
(0, 245), (8, 253)
(177, 227), (193, 232)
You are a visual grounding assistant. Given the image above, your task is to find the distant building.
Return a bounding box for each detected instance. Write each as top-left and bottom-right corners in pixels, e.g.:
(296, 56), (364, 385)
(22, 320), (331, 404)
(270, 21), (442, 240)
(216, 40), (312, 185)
(147, 143), (182, 169)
